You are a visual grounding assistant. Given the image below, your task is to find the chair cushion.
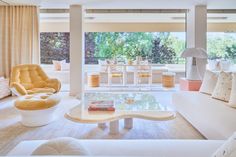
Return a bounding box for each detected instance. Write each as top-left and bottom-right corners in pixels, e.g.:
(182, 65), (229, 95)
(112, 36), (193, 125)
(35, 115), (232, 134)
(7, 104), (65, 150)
(27, 88), (56, 94)
(32, 137), (90, 156)
(14, 93), (60, 110)
(10, 64), (61, 95)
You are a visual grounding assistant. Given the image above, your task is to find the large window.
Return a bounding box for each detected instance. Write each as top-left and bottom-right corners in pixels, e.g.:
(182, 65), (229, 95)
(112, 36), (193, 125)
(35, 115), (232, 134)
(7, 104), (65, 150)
(85, 32), (186, 64)
(207, 11), (236, 63)
(207, 32), (236, 61)
(40, 32), (70, 64)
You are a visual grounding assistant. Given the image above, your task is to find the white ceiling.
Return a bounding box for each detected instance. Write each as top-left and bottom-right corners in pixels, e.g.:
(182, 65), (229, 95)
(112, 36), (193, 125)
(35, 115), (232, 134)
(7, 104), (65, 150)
(1, 0), (236, 9)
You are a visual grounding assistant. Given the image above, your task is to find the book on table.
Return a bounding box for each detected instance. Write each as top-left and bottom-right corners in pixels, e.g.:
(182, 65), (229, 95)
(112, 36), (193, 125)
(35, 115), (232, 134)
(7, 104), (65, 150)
(88, 100), (115, 111)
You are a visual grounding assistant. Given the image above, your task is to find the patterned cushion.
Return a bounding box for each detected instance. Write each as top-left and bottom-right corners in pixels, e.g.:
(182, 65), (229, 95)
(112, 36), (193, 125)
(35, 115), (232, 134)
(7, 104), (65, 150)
(212, 132), (236, 157)
(212, 72), (232, 102)
(228, 73), (236, 108)
(199, 70), (218, 95)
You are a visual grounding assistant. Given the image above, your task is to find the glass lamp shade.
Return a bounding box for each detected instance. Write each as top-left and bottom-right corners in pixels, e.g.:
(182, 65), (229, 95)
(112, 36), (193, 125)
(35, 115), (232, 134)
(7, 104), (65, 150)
(181, 48), (208, 58)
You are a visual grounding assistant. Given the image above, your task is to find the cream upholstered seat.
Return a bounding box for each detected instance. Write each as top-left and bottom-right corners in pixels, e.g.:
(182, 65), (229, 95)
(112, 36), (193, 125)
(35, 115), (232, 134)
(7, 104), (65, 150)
(10, 64), (61, 96)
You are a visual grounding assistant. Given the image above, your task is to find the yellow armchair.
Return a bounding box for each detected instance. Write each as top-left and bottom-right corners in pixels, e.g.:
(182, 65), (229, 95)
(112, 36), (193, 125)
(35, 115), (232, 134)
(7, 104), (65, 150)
(10, 64), (61, 96)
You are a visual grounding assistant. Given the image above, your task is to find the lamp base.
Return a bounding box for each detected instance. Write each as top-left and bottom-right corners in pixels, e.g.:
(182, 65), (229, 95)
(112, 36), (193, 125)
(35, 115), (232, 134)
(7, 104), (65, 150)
(186, 65), (201, 81)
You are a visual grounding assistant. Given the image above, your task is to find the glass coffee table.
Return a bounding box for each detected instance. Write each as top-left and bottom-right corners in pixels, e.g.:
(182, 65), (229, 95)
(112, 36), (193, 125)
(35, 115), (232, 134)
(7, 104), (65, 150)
(65, 92), (175, 134)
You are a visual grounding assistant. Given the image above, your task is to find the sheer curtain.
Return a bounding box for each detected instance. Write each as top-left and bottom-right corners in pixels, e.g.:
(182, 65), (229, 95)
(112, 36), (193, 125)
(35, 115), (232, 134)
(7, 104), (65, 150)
(0, 6), (40, 78)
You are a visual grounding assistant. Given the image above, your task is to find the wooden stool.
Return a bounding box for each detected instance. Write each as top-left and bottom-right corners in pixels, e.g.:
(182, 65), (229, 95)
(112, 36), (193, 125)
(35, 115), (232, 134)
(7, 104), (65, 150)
(88, 74), (100, 87)
(162, 72), (176, 87)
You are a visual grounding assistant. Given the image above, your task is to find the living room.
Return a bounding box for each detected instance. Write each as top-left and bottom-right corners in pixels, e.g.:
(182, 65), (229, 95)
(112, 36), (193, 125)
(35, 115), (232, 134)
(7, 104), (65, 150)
(0, 0), (236, 156)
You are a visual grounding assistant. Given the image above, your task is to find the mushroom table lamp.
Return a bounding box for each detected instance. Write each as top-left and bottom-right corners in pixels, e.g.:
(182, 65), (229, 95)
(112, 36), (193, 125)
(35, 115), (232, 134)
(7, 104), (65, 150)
(181, 48), (208, 80)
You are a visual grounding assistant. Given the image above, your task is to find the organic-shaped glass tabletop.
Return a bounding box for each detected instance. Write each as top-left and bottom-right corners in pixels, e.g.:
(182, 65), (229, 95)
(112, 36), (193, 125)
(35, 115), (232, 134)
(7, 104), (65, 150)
(83, 92), (169, 111)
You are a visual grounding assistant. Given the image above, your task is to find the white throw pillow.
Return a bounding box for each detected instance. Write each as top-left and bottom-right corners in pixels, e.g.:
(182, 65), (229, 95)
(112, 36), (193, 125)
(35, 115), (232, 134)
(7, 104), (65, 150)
(52, 60), (66, 71)
(61, 62), (70, 71)
(199, 70), (218, 95)
(212, 71), (232, 102)
(212, 132), (236, 157)
(228, 73), (236, 108)
(32, 137), (90, 155)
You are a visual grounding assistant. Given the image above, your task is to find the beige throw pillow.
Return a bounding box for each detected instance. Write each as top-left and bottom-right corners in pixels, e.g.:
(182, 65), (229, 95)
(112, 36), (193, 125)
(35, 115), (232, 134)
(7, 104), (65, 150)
(199, 70), (218, 95)
(212, 132), (236, 157)
(228, 73), (236, 108)
(212, 71), (232, 102)
(32, 137), (90, 155)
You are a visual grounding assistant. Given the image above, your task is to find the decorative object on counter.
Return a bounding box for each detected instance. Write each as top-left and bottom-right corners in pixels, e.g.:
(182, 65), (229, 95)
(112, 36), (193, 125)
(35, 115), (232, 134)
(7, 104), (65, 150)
(127, 59), (133, 65)
(125, 95), (135, 104)
(136, 56), (142, 65)
(181, 48), (208, 80)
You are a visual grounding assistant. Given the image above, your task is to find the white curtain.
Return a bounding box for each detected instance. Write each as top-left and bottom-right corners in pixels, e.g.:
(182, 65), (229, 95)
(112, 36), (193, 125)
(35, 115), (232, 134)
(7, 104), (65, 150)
(0, 6), (40, 78)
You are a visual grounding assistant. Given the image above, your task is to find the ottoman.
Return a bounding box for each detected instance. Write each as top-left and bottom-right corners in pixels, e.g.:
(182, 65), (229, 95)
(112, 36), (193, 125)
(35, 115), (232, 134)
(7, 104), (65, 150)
(162, 72), (176, 87)
(14, 93), (61, 127)
(87, 73), (100, 87)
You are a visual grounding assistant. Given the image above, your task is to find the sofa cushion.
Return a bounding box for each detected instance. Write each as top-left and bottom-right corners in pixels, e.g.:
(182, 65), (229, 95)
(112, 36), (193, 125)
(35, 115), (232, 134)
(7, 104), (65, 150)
(200, 70), (218, 95)
(173, 91), (236, 139)
(212, 72), (232, 102)
(32, 137), (90, 155)
(229, 73), (236, 108)
(212, 132), (236, 157)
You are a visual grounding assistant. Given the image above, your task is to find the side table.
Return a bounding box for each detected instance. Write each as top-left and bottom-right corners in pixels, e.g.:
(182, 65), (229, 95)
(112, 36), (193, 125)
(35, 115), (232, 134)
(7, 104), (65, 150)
(179, 78), (202, 91)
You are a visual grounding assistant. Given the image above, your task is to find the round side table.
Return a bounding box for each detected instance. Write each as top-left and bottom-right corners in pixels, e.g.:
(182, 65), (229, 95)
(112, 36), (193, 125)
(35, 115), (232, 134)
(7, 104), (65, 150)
(162, 72), (176, 87)
(88, 73), (100, 87)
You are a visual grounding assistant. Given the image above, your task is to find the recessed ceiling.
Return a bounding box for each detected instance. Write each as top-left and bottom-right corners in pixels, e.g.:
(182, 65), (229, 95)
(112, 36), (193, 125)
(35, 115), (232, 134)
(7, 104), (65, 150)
(1, 0), (236, 9)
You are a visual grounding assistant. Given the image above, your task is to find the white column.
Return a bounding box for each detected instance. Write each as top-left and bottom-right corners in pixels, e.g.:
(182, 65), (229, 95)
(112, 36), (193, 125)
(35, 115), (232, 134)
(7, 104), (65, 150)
(186, 5), (207, 79)
(70, 5), (84, 98)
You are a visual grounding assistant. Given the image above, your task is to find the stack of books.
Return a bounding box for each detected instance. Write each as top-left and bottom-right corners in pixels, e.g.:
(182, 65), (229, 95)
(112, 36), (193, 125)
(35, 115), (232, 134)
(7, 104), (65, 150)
(88, 100), (115, 111)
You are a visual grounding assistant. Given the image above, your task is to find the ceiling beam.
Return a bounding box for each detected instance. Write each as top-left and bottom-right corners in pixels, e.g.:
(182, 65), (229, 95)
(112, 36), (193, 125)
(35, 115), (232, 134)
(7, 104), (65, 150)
(86, 9), (188, 14)
(208, 9), (236, 14)
(40, 9), (69, 13)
